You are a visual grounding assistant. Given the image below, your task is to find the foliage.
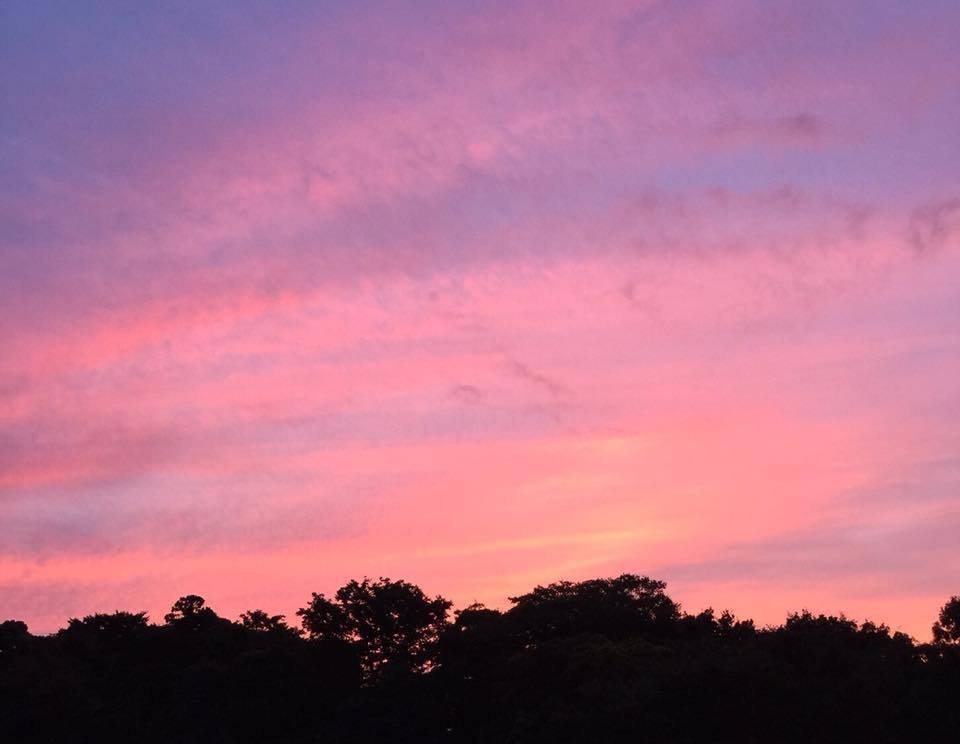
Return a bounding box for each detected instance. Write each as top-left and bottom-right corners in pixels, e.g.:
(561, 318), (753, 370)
(239, 609), (301, 636)
(506, 574), (680, 644)
(298, 576), (452, 680)
(933, 595), (960, 644)
(2, 578), (959, 743)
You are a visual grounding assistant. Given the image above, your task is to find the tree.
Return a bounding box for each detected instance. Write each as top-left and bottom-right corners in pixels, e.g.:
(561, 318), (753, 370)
(240, 609), (301, 636)
(717, 609), (755, 639)
(506, 574), (681, 643)
(61, 611), (148, 640)
(298, 577), (451, 679)
(437, 603), (508, 685)
(56, 611), (149, 657)
(933, 596), (960, 644)
(164, 594), (221, 629)
(0, 620), (29, 655)
(295, 594), (349, 640)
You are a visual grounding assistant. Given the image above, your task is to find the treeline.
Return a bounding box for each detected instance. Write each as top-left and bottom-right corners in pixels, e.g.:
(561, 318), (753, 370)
(2, 575), (959, 743)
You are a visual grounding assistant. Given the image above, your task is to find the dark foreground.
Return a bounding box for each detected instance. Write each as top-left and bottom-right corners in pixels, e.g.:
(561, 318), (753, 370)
(3, 575), (959, 743)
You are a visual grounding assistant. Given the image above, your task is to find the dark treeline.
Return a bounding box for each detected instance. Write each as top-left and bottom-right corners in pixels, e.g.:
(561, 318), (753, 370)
(2, 575), (959, 743)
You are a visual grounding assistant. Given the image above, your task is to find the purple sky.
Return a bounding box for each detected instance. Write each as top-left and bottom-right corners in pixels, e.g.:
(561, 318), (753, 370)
(1, 0), (959, 636)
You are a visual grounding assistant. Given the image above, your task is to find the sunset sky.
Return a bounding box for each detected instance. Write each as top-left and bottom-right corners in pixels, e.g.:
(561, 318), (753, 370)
(2, 0), (959, 637)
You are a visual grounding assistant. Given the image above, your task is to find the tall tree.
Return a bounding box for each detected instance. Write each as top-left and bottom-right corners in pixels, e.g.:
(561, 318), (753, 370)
(164, 595), (222, 630)
(298, 577), (451, 679)
(933, 596), (960, 644)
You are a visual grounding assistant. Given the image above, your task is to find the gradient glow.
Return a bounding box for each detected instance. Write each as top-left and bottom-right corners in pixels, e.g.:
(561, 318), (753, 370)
(2, 0), (959, 637)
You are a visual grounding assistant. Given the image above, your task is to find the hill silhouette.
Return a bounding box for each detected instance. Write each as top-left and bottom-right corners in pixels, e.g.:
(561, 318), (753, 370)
(2, 575), (959, 743)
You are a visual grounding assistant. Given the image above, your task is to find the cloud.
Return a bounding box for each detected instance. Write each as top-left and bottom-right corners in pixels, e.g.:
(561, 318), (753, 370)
(708, 112), (829, 147)
(656, 503), (960, 614)
(451, 384), (484, 404)
(0, 419), (182, 492)
(506, 357), (568, 399)
(909, 198), (960, 255)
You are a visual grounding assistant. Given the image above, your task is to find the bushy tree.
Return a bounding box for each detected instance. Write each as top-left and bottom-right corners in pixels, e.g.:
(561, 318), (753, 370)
(240, 609), (300, 636)
(437, 603), (508, 679)
(58, 612), (149, 653)
(164, 594), (225, 631)
(298, 577), (451, 679)
(0, 620), (29, 655)
(62, 611), (148, 637)
(933, 596), (960, 644)
(506, 574), (680, 643)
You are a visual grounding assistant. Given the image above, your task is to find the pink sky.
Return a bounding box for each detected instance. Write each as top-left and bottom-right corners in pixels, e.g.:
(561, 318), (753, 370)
(2, 0), (959, 637)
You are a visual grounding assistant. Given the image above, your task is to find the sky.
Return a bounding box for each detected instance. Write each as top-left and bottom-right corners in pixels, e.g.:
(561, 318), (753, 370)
(1, 0), (959, 638)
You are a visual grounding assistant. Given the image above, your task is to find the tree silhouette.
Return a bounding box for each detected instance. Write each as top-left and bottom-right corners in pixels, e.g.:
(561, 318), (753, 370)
(0, 619), (29, 655)
(240, 609), (301, 636)
(164, 595), (205, 622)
(933, 595), (960, 644)
(58, 611), (150, 653)
(63, 611), (148, 637)
(507, 573), (680, 643)
(298, 577), (451, 679)
(3, 580), (960, 743)
(163, 594), (225, 632)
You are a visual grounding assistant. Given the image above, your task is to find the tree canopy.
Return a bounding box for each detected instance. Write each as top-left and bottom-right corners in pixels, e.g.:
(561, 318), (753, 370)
(933, 595), (960, 644)
(2, 576), (958, 743)
(298, 576), (452, 679)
